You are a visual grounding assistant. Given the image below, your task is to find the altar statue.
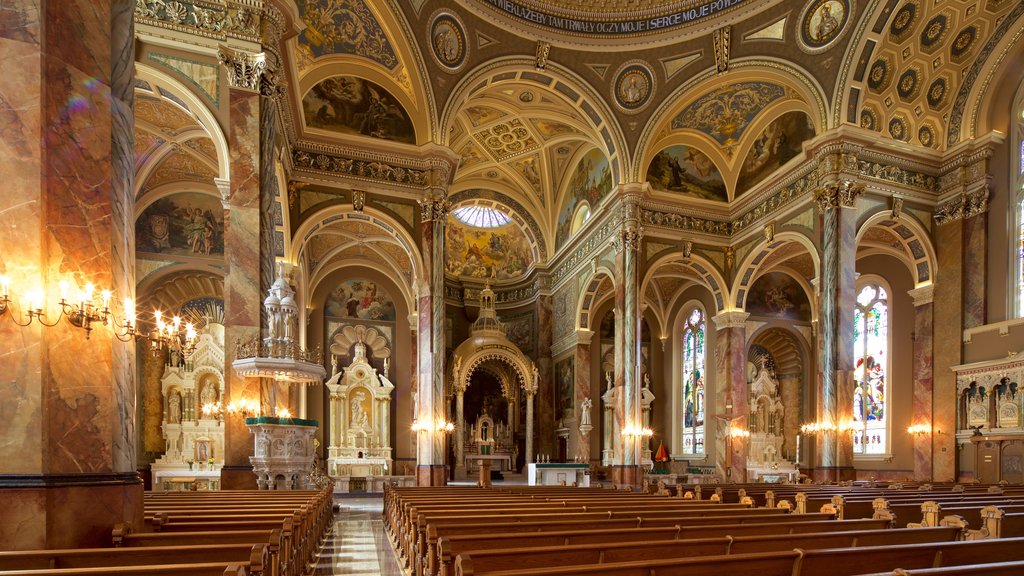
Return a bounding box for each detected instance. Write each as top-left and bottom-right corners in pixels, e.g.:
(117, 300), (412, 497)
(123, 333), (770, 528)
(580, 397), (593, 427)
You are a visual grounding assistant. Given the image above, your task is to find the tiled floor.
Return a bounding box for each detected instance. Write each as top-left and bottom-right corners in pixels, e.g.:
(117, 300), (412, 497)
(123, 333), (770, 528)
(314, 496), (404, 575)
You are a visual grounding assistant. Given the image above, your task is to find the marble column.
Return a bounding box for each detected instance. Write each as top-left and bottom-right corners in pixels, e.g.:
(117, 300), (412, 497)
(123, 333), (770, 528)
(712, 311), (750, 482)
(535, 294), (555, 457)
(812, 182), (860, 482)
(218, 48), (267, 489)
(909, 285), (935, 481)
(963, 214), (986, 329)
(611, 194), (644, 486)
(455, 389), (465, 478)
(415, 191), (448, 486)
(525, 387), (536, 464)
(0, 0), (143, 549)
(574, 330), (594, 462)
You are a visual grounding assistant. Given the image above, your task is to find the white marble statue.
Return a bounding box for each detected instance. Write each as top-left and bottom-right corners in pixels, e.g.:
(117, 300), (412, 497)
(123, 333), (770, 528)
(580, 397), (592, 427)
(168, 392), (181, 424)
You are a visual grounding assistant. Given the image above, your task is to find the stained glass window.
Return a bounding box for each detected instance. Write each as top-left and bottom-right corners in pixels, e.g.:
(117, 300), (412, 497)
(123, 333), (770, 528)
(452, 206), (511, 228)
(682, 307), (706, 455)
(1019, 202), (1024, 314)
(853, 284), (889, 455)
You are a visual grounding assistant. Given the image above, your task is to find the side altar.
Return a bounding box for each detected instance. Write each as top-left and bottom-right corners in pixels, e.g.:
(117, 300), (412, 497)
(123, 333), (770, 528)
(325, 339), (394, 485)
(151, 324), (225, 491)
(746, 359), (799, 482)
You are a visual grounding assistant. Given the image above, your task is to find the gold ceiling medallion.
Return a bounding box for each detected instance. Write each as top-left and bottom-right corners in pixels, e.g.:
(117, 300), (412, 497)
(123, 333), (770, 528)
(798, 0), (851, 54)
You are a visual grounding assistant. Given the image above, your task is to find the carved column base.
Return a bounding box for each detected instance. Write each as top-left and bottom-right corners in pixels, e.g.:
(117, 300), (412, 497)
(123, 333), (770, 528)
(416, 465), (448, 487)
(0, 475), (143, 550)
(809, 466), (856, 483)
(609, 464), (644, 488)
(219, 466), (258, 490)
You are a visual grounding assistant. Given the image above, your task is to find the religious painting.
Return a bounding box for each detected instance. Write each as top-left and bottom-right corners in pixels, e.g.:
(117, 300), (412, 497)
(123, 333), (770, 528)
(194, 438), (212, 462)
(500, 311), (536, 357)
(445, 217), (534, 280)
(136, 192), (224, 257)
(463, 105), (506, 127)
(555, 148), (613, 249)
(555, 356), (575, 421)
(736, 111), (816, 197)
(303, 75), (415, 144)
(324, 279), (397, 322)
(646, 145), (727, 202)
(745, 272), (812, 322)
(531, 119), (578, 140)
(800, 0), (851, 51)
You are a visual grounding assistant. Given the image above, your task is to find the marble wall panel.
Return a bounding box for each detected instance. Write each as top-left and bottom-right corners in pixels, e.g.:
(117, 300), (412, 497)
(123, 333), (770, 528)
(963, 214), (987, 329)
(933, 222), (963, 481)
(536, 294), (555, 456)
(913, 302), (934, 480)
(573, 342), (592, 461)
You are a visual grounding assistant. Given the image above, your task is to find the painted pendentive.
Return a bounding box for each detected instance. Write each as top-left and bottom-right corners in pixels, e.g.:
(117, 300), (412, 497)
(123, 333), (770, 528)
(303, 75), (415, 144)
(646, 145), (727, 202)
(672, 82), (787, 146)
(555, 148), (613, 249)
(735, 111), (816, 196)
(136, 192), (225, 257)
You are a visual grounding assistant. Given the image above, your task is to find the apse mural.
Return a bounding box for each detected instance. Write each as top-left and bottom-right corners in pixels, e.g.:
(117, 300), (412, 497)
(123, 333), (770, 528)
(555, 148), (613, 249)
(324, 279), (397, 322)
(555, 356), (575, 420)
(745, 272), (812, 322)
(646, 145), (727, 202)
(736, 111), (815, 196)
(136, 192), (224, 257)
(445, 216), (534, 280)
(303, 75), (415, 143)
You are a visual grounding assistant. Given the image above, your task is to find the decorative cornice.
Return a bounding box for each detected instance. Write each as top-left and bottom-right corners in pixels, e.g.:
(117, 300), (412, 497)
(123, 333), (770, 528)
(813, 180), (863, 211)
(712, 310), (750, 329)
(576, 329), (595, 346)
(135, 0), (262, 44)
(291, 144), (430, 189)
(908, 284), (935, 307)
(934, 188), (989, 225)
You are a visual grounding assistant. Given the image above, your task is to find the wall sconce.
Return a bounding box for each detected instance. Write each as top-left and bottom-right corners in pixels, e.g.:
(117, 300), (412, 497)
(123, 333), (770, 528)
(907, 423), (933, 436)
(0, 276), (138, 341)
(201, 398), (261, 423)
(411, 419), (455, 433)
(800, 419), (862, 435)
(149, 310), (198, 359)
(728, 425), (750, 438)
(622, 426), (654, 438)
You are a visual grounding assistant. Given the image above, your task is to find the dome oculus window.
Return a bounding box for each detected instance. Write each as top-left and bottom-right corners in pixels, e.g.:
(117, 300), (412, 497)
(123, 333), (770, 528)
(452, 206), (511, 228)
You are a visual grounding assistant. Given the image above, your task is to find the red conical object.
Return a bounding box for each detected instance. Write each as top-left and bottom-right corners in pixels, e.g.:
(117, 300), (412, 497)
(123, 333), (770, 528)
(654, 441), (669, 462)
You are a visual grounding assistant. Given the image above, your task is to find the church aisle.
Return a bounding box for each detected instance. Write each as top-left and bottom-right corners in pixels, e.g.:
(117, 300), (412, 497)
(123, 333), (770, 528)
(314, 496), (403, 576)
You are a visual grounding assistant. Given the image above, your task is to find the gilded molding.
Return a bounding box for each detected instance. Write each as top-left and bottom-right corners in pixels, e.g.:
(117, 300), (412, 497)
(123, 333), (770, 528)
(419, 195), (451, 222)
(291, 146), (431, 189)
(813, 180), (863, 211)
(934, 188), (989, 225)
(135, 0), (261, 43)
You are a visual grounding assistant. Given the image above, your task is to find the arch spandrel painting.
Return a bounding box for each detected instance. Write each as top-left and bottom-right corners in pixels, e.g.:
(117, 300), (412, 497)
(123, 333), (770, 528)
(736, 111), (816, 197)
(746, 272), (812, 322)
(303, 75), (415, 144)
(555, 148), (613, 249)
(646, 145), (727, 202)
(445, 216), (535, 280)
(136, 192), (224, 257)
(324, 279), (397, 322)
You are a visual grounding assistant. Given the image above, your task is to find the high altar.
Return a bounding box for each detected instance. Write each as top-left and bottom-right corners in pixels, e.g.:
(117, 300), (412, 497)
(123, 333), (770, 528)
(463, 401), (516, 473)
(151, 324), (225, 490)
(325, 340), (394, 483)
(747, 360), (798, 482)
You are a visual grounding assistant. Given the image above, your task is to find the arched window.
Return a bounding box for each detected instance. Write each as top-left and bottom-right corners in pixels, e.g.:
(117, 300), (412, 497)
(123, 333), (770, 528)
(853, 283), (889, 455)
(570, 202), (591, 236)
(681, 307), (706, 455)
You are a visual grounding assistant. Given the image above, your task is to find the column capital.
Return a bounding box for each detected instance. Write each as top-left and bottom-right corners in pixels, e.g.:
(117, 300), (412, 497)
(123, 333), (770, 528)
(908, 284), (936, 307)
(419, 192), (450, 222)
(813, 180), (863, 212)
(935, 187), (989, 225)
(214, 177), (231, 209)
(576, 328), (595, 346)
(712, 310), (750, 329)
(218, 45), (267, 92)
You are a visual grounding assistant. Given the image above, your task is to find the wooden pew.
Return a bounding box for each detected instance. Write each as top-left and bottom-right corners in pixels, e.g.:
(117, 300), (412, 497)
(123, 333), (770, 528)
(451, 527), (961, 576)
(0, 545), (266, 573)
(856, 561), (1024, 575)
(0, 565), (251, 576)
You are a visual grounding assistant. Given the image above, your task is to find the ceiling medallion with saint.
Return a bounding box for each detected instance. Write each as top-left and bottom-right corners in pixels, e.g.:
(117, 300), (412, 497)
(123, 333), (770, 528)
(798, 0), (851, 53)
(429, 10), (468, 73)
(613, 61), (654, 114)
